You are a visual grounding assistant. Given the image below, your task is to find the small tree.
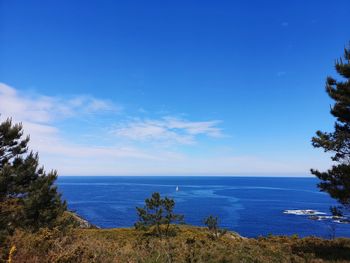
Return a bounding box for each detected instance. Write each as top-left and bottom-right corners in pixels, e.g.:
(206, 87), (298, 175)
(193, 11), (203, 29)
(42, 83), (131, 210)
(204, 215), (218, 236)
(135, 192), (184, 237)
(0, 118), (66, 237)
(311, 43), (350, 215)
(204, 215), (226, 239)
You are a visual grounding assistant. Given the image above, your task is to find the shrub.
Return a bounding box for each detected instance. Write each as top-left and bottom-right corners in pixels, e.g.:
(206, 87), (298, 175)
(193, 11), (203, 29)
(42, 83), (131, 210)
(135, 192), (184, 237)
(204, 215), (226, 239)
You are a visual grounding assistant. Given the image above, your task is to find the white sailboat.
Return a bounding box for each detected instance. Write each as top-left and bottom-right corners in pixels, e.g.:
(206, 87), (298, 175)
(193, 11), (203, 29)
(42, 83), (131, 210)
(176, 186), (179, 192)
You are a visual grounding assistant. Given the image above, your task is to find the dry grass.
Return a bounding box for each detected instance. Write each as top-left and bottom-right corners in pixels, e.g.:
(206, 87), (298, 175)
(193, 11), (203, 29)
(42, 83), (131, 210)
(2, 225), (350, 263)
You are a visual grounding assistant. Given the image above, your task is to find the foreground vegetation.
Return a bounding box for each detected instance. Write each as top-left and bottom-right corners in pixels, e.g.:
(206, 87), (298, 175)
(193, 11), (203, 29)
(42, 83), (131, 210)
(2, 224), (350, 263)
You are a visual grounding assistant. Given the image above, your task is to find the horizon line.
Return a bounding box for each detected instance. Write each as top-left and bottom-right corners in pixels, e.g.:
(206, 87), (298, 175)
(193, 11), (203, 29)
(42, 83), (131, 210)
(57, 174), (314, 178)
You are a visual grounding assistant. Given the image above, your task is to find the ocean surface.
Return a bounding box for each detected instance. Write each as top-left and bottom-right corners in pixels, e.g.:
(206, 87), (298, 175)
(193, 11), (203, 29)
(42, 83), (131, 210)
(56, 176), (350, 238)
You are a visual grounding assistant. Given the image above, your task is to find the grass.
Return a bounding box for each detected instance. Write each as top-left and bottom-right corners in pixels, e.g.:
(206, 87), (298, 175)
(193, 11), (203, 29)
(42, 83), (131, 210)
(2, 225), (350, 263)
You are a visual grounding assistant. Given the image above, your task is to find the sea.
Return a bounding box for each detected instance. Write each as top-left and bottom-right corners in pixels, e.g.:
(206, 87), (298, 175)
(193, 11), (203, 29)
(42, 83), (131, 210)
(56, 176), (350, 238)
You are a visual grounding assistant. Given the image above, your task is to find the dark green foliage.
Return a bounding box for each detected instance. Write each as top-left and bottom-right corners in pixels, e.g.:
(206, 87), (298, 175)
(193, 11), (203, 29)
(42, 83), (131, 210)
(0, 119), (29, 169)
(0, 118), (66, 238)
(135, 192), (184, 237)
(204, 215), (226, 239)
(22, 171), (66, 230)
(330, 206), (343, 217)
(204, 215), (218, 231)
(311, 43), (350, 214)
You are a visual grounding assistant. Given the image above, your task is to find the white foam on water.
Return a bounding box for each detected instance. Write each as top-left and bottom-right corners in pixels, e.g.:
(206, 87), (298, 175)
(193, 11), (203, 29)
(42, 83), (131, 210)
(284, 210), (350, 224)
(308, 215), (333, 220)
(333, 218), (350, 224)
(283, 209), (326, 216)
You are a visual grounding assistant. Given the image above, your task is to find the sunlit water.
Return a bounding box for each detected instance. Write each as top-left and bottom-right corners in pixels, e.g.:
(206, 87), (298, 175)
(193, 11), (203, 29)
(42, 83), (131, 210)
(57, 176), (350, 238)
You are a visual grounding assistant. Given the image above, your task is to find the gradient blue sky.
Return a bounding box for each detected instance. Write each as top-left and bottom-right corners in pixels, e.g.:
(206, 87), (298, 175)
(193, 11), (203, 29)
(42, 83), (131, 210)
(0, 0), (349, 175)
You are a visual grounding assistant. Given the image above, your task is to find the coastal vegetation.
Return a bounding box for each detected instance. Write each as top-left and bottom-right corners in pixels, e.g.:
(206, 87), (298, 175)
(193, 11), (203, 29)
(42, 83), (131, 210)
(135, 192), (184, 238)
(3, 225), (350, 262)
(0, 118), (67, 242)
(204, 215), (227, 240)
(311, 44), (350, 217)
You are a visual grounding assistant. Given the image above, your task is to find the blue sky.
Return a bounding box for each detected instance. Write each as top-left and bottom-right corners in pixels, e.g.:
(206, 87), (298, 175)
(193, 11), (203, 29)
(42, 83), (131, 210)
(0, 0), (349, 175)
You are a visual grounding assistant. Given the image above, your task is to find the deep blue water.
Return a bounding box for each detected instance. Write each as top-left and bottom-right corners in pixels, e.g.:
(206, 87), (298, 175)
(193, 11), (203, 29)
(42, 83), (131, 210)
(56, 176), (350, 238)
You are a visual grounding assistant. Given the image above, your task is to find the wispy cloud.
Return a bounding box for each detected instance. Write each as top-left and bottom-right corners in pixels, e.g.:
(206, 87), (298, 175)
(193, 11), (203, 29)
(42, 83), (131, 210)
(0, 82), (324, 176)
(0, 83), (149, 167)
(112, 117), (222, 145)
(0, 83), (119, 124)
(0, 83), (227, 174)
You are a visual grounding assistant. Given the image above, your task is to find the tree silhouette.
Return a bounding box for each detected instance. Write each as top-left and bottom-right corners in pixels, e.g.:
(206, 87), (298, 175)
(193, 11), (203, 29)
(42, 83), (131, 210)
(0, 118), (66, 238)
(135, 192), (184, 237)
(311, 43), (350, 215)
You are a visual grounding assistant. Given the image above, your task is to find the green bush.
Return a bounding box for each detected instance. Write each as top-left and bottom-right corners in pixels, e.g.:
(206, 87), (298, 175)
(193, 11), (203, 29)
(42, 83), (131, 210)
(135, 192), (184, 237)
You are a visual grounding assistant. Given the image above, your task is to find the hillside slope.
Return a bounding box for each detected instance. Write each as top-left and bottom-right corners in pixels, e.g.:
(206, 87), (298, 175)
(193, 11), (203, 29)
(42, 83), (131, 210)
(3, 225), (350, 263)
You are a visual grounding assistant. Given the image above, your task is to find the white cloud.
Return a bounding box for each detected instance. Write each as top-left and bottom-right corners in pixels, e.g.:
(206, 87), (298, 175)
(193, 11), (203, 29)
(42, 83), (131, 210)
(0, 82), (326, 176)
(0, 83), (118, 124)
(113, 117), (222, 145)
(164, 117), (222, 137)
(0, 83), (225, 174)
(0, 83), (149, 170)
